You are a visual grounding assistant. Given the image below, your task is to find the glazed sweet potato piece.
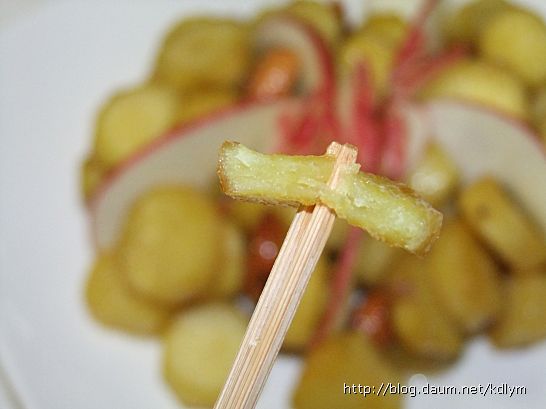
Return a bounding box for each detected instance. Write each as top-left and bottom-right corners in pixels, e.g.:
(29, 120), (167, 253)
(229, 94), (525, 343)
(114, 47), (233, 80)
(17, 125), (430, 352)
(218, 142), (442, 255)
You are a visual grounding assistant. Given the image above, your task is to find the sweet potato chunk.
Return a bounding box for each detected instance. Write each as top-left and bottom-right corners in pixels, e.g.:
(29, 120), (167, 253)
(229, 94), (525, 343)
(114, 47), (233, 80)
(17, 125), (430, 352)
(426, 220), (502, 333)
(387, 256), (463, 360)
(490, 270), (546, 348)
(218, 142), (442, 254)
(419, 59), (528, 119)
(210, 222), (246, 299)
(85, 254), (170, 335)
(444, 0), (513, 44)
(459, 177), (546, 271)
(163, 303), (247, 407)
(256, 1), (340, 46)
(355, 237), (404, 286)
(361, 14), (408, 49)
(81, 154), (106, 200)
(153, 18), (250, 92)
(293, 332), (401, 409)
(94, 85), (180, 167)
(479, 8), (546, 86)
(117, 186), (221, 305)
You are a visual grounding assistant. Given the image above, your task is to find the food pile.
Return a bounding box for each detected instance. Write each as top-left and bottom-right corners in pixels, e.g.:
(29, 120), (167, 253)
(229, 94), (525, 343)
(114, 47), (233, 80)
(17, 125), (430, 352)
(81, 1), (546, 408)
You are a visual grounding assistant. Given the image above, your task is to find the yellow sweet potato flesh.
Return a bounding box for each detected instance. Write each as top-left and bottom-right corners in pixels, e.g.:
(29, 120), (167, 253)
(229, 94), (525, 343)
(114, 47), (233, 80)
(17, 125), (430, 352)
(218, 142), (442, 255)
(444, 0), (513, 44)
(210, 222), (246, 299)
(490, 270), (546, 348)
(426, 220), (502, 333)
(360, 14), (408, 49)
(94, 85), (180, 168)
(387, 255), (463, 360)
(81, 154), (106, 200)
(479, 8), (546, 86)
(117, 186), (222, 306)
(459, 177), (546, 271)
(356, 236), (404, 286)
(85, 254), (170, 335)
(163, 303), (247, 407)
(420, 59), (528, 119)
(293, 332), (401, 409)
(153, 18), (250, 93)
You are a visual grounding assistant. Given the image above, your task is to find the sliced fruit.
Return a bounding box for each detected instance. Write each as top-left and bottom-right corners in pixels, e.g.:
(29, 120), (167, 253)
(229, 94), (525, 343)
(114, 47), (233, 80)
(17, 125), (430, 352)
(284, 258), (330, 351)
(153, 18), (250, 92)
(490, 271), (546, 348)
(407, 142), (459, 207)
(459, 177), (546, 271)
(85, 254), (170, 335)
(426, 219), (502, 333)
(176, 90), (238, 125)
(479, 8), (546, 86)
(210, 222), (246, 299)
(163, 303), (247, 407)
(419, 59), (528, 119)
(218, 141), (442, 255)
(91, 99), (301, 250)
(94, 85), (180, 168)
(117, 186), (221, 306)
(408, 101), (546, 238)
(293, 332), (401, 409)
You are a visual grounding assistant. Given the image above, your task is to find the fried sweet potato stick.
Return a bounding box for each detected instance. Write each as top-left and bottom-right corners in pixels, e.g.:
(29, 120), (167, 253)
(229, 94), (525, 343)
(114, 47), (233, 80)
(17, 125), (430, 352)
(218, 141), (442, 254)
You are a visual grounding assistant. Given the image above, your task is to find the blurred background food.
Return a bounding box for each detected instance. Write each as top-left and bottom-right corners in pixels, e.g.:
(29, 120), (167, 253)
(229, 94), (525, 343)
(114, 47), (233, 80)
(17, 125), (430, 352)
(79, 1), (546, 408)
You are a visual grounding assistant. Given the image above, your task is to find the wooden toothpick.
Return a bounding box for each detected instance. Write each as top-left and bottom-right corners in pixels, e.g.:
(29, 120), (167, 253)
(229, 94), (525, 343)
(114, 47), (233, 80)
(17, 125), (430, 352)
(214, 142), (357, 409)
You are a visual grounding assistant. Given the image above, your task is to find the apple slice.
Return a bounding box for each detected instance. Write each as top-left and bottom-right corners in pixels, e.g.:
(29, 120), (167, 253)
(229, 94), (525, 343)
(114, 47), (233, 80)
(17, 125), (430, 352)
(253, 14), (335, 96)
(405, 99), (546, 233)
(90, 96), (546, 255)
(90, 99), (301, 250)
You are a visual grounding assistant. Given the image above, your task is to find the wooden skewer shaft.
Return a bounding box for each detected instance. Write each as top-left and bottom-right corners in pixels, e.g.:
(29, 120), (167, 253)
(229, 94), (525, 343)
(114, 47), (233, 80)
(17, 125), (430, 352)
(214, 142), (357, 409)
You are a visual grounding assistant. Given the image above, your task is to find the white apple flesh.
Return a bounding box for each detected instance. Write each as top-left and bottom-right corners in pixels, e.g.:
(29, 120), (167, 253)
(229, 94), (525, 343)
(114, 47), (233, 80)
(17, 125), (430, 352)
(405, 99), (546, 232)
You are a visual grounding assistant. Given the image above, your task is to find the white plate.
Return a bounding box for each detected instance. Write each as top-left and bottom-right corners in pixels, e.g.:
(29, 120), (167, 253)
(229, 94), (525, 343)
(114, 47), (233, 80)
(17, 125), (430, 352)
(0, 1), (545, 409)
